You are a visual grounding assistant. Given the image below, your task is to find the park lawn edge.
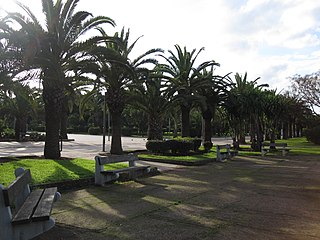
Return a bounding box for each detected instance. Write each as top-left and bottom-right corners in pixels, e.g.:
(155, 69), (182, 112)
(0, 158), (127, 187)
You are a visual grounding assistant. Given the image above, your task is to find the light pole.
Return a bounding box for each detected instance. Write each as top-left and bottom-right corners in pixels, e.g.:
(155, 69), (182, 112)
(107, 108), (111, 141)
(102, 92), (107, 152)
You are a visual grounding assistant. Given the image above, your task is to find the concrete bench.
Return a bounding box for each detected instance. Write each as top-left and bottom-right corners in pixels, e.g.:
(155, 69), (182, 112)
(216, 144), (238, 162)
(0, 168), (61, 240)
(95, 153), (151, 186)
(261, 142), (290, 156)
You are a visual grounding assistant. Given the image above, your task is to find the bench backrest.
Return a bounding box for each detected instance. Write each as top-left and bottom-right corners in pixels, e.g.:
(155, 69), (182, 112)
(262, 142), (288, 148)
(2, 168), (31, 213)
(95, 153), (137, 167)
(216, 144), (231, 150)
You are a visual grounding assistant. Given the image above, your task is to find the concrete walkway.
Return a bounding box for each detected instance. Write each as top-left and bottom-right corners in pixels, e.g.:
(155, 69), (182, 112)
(34, 154), (320, 240)
(0, 134), (233, 159)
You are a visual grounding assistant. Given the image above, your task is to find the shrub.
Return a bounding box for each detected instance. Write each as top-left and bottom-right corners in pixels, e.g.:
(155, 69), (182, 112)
(33, 125), (46, 132)
(203, 141), (213, 152)
(192, 138), (202, 152)
(147, 137), (200, 155)
(305, 126), (320, 145)
(1, 128), (15, 139)
(88, 126), (101, 135)
(29, 132), (46, 141)
(146, 140), (169, 153)
(167, 139), (194, 155)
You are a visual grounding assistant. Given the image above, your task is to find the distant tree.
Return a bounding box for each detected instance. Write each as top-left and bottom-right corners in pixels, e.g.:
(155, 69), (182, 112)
(130, 71), (171, 140)
(196, 68), (231, 144)
(84, 28), (162, 154)
(159, 45), (218, 137)
(224, 72), (268, 151)
(290, 71), (320, 114)
(1, 82), (38, 140)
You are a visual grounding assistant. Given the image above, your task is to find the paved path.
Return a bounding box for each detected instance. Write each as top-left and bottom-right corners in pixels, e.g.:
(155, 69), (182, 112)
(0, 134), (233, 159)
(34, 154), (320, 240)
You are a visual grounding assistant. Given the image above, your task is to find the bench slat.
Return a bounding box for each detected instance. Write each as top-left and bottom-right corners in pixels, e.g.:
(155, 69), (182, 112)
(217, 144), (230, 149)
(11, 189), (44, 225)
(32, 187), (57, 221)
(3, 169), (32, 207)
(102, 166), (150, 174)
(97, 154), (137, 165)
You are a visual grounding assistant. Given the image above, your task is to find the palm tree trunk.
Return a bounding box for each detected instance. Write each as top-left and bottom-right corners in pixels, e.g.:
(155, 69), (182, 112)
(288, 120), (293, 138)
(60, 98), (68, 139)
(14, 115), (27, 141)
(283, 122), (288, 139)
(202, 109), (212, 142)
(110, 110), (123, 154)
(43, 87), (63, 159)
(147, 114), (163, 140)
(180, 104), (190, 137)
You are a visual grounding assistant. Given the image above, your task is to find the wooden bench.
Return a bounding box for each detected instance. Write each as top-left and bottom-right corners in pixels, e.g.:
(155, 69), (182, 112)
(261, 142), (290, 156)
(0, 168), (61, 240)
(95, 153), (151, 186)
(216, 144), (238, 162)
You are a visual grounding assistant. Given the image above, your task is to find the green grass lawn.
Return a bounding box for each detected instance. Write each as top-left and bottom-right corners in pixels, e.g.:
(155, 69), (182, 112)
(277, 137), (320, 155)
(140, 137), (320, 160)
(138, 151), (216, 162)
(0, 158), (126, 187)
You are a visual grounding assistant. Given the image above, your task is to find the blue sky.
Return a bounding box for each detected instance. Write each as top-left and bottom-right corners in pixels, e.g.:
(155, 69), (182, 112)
(1, 0), (320, 91)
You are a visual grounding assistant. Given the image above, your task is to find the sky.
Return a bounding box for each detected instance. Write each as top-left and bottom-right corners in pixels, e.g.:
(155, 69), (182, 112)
(1, 0), (320, 92)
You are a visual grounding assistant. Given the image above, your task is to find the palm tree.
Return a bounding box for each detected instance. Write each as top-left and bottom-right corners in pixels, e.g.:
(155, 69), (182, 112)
(130, 70), (171, 140)
(84, 28), (162, 154)
(197, 69), (231, 144)
(1, 0), (115, 158)
(159, 45), (218, 137)
(224, 72), (268, 150)
(1, 82), (39, 140)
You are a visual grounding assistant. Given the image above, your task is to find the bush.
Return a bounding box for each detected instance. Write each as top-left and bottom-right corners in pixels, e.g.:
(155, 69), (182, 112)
(33, 125), (46, 132)
(203, 141), (213, 152)
(29, 132), (46, 141)
(88, 126), (101, 135)
(1, 128), (15, 139)
(192, 138), (202, 152)
(166, 139), (191, 155)
(305, 126), (320, 145)
(146, 137), (201, 155)
(146, 140), (169, 153)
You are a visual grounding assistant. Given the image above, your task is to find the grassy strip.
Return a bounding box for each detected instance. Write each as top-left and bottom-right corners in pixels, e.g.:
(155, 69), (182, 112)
(140, 137), (320, 161)
(0, 158), (127, 187)
(277, 137), (320, 155)
(138, 151), (216, 162)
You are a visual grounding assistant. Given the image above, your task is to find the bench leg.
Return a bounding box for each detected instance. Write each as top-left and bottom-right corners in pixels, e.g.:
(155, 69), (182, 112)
(282, 149), (288, 156)
(261, 150), (267, 156)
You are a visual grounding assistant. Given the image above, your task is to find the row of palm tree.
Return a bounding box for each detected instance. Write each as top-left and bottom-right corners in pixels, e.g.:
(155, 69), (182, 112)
(0, 0), (315, 159)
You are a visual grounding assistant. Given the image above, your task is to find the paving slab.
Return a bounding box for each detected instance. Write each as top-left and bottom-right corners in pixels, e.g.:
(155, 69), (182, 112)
(33, 154), (320, 240)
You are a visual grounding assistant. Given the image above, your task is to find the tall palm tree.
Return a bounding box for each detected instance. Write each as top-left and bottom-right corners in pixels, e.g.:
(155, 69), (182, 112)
(225, 72), (268, 150)
(197, 69), (231, 143)
(159, 45), (218, 137)
(130, 70), (171, 140)
(1, 0), (115, 158)
(1, 82), (38, 140)
(84, 28), (162, 154)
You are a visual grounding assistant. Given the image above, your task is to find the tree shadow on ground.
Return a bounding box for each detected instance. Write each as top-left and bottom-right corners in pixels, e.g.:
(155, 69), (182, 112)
(35, 155), (320, 240)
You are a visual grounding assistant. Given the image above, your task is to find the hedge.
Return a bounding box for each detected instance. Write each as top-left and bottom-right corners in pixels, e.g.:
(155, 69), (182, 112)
(146, 137), (202, 155)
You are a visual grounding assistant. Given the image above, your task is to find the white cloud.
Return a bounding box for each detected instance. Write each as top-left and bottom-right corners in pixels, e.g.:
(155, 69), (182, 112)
(1, 0), (320, 91)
